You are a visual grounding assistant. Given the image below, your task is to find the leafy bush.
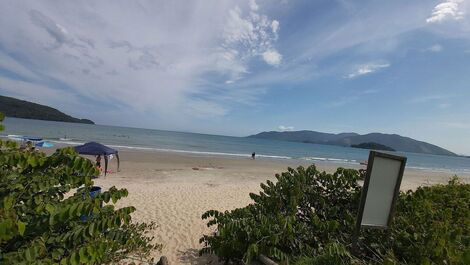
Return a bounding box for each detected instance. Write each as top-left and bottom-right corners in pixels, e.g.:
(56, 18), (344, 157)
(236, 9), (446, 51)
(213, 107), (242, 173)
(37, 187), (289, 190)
(0, 113), (160, 264)
(200, 165), (470, 265)
(382, 177), (470, 264)
(200, 165), (363, 263)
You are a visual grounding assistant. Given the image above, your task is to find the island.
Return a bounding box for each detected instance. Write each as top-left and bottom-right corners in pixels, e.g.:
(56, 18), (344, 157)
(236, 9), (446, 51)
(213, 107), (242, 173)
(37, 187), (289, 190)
(351, 142), (396, 151)
(0, 95), (94, 124)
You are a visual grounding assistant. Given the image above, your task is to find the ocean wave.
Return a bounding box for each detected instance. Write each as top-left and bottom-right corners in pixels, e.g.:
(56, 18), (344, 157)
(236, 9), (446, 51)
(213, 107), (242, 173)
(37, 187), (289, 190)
(111, 145), (292, 159)
(49, 140), (86, 145)
(52, 141), (291, 160)
(406, 166), (470, 174)
(298, 156), (359, 164)
(21, 138), (470, 173)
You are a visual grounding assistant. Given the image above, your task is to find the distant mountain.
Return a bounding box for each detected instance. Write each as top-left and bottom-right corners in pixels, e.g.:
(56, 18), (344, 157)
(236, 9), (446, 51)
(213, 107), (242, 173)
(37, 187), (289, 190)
(251, 130), (359, 144)
(351, 142), (395, 151)
(0, 95), (94, 124)
(248, 130), (456, 156)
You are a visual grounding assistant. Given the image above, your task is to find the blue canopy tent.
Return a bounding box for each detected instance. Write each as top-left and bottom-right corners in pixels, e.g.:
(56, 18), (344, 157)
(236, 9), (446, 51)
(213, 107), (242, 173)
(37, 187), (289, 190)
(74, 142), (120, 176)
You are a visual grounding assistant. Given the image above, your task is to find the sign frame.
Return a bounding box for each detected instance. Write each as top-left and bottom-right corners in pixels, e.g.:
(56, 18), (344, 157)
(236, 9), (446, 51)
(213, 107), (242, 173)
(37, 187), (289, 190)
(355, 151), (407, 231)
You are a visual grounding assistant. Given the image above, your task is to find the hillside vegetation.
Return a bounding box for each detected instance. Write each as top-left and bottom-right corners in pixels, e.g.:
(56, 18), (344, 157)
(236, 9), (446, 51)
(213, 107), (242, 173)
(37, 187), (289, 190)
(249, 130), (455, 156)
(0, 95), (94, 124)
(351, 142), (396, 151)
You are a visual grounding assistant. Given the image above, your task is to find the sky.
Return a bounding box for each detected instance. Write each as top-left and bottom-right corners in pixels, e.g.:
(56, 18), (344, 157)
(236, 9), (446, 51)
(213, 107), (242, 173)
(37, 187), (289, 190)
(0, 0), (470, 154)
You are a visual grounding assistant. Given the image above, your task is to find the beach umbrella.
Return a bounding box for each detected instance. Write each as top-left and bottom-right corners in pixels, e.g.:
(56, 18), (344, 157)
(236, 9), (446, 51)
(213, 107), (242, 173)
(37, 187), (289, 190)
(74, 142), (120, 176)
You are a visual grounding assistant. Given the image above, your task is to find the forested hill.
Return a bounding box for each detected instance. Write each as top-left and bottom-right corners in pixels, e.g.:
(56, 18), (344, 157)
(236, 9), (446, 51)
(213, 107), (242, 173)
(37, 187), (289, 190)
(351, 142), (396, 151)
(248, 130), (456, 156)
(0, 95), (94, 124)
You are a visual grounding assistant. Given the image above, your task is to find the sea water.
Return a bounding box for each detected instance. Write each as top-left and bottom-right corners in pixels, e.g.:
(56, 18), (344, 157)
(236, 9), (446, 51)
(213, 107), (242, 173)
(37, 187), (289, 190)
(2, 117), (469, 174)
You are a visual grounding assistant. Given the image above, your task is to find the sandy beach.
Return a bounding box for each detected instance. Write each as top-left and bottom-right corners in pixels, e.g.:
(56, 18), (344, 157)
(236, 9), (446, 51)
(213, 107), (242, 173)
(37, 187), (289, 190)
(75, 149), (470, 264)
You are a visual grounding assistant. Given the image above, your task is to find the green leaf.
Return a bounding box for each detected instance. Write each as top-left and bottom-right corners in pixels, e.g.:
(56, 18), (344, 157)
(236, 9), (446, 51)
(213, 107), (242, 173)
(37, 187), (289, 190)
(111, 194), (118, 204)
(46, 204), (55, 214)
(79, 247), (89, 263)
(4, 196), (14, 209)
(17, 220), (26, 236)
(88, 223), (95, 237)
(25, 247), (33, 261)
(70, 251), (79, 265)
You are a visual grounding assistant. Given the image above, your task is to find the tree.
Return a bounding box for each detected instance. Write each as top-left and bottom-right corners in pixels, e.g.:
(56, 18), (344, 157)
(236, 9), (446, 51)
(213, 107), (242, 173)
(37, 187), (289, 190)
(0, 112), (160, 264)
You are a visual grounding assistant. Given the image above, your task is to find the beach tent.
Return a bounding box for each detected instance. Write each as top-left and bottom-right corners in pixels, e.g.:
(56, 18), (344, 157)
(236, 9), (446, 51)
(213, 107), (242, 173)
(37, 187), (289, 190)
(74, 142), (120, 176)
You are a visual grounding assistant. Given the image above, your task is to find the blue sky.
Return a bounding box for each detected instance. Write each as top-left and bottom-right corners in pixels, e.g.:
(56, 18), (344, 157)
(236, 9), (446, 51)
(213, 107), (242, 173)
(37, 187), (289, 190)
(1, 0), (470, 154)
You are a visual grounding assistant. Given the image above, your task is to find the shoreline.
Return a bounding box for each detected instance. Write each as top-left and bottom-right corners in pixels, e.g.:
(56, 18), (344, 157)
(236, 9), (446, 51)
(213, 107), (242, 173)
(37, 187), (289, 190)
(38, 138), (470, 175)
(1, 132), (469, 174)
(98, 149), (470, 185)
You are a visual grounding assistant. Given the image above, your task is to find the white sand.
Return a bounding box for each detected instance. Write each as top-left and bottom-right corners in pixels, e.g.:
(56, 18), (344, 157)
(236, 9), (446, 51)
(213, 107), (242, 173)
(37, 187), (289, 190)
(87, 150), (469, 264)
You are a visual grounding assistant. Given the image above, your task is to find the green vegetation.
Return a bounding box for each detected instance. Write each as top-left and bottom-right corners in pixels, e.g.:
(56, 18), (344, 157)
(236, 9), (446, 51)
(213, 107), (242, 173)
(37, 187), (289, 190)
(0, 95), (94, 124)
(200, 165), (470, 265)
(0, 113), (159, 264)
(351, 142), (395, 151)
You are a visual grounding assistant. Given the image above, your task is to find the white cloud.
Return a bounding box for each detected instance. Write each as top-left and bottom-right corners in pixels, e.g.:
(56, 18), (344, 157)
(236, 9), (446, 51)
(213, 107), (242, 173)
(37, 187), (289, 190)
(220, 2), (282, 78)
(262, 50), (282, 65)
(278, 125), (294, 131)
(29, 9), (70, 48)
(249, 0), (259, 11)
(426, 0), (465, 23)
(0, 52), (40, 81)
(425, 44), (444, 52)
(271, 20), (280, 33)
(346, 62), (390, 79)
(0, 1), (282, 127)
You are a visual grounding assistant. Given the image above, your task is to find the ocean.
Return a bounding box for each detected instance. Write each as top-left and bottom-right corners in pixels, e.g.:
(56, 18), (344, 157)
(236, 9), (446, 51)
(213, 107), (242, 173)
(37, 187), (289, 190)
(2, 117), (469, 174)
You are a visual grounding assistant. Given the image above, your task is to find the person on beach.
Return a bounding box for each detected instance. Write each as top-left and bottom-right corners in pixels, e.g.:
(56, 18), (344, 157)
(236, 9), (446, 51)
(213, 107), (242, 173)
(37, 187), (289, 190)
(96, 155), (102, 171)
(252, 152), (256, 160)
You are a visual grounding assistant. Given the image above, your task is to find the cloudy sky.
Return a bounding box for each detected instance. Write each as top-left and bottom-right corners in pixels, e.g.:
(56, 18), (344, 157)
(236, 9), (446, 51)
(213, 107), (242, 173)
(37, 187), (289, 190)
(1, 0), (470, 154)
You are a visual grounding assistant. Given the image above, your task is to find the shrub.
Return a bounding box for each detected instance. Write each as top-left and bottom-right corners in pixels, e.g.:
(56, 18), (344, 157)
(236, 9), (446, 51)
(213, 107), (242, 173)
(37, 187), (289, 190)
(385, 177), (470, 264)
(200, 165), (364, 263)
(0, 113), (160, 264)
(200, 165), (470, 265)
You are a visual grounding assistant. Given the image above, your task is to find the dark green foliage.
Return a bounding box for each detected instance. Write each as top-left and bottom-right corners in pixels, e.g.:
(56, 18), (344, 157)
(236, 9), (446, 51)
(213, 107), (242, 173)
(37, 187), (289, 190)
(294, 242), (363, 265)
(200, 166), (363, 264)
(351, 142), (395, 151)
(0, 116), (159, 264)
(383, 177), (470, 264)
(0, 112), (4, 131)
(0, 95), (94, 124)
(200, 166), (470, 265)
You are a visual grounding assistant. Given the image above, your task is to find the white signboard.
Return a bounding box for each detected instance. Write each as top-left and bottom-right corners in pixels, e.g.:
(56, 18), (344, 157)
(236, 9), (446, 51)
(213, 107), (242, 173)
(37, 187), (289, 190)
(356, 151), (407, 229)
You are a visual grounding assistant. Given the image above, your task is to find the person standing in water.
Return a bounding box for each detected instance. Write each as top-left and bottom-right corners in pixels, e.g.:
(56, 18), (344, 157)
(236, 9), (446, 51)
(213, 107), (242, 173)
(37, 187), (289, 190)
(252, 152), (256, 160)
